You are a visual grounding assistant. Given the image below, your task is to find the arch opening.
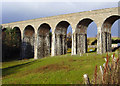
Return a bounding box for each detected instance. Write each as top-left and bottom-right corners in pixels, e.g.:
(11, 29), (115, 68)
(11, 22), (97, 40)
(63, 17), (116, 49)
(2, 28), (7, 40)
(2, 27), (22, 61)
(111, 19), (120, 52)
(67, 25), (72, 53)
(2, 28), (7, 61)
(101, 15), (120, 53)
(37, 23), (51, 58)
(54, 21), (72, 55)
(23, 25), (35, 59)
(75, 18), (97, 54)
(87, 22), (97, 53)
(12, 27), (21, 58)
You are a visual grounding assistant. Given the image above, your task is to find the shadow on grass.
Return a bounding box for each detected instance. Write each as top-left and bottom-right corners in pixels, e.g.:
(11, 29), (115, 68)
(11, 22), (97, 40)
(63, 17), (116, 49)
(2, 60), (37, 77)
(112, 46), (120, 52)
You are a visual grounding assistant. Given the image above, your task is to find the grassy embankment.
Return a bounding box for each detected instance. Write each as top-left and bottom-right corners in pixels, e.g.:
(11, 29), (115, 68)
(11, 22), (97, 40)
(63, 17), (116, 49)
(2, 52), (118, 84)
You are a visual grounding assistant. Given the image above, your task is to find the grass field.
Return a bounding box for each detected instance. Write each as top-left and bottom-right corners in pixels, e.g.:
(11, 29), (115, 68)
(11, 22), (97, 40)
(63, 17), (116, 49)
(2, 52), (118, 84)
(87, 37), (120, 45)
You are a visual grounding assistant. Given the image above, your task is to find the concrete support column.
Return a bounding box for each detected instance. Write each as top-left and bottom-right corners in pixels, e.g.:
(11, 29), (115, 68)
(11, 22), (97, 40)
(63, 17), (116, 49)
(45, 34), (50, 56)
(37, 35), (43, 58)
(21, 34), (29, 59)
(56, 34), (61, 55)
(109, 33), (112, 52)
(79, 34), (87, 54)
(21, 30), (23, 42)
(51, 32), (56, 56)
(37, 34), (50, 59)
(80, 34), (82, 54)
(64, 35), (67, 54)
(106, 32), (109, 52)
(79, 34), (83, 54)
(79, 34), (82, 54)
(62, 35), (65, 54)
(73, 33), (76, 55)
(102, 32), (111, 53)
(107, 33), (112, 52)
(97, 27), (103, 54)
(34, 32), (37, 59)
(85, 34), (87, 53)
(60, 35), (63, 55)
(103, 32), (107, 53)
(102, 32), (105, 53)
(77, 33), (80, 54)
(20, 30), (24, 59)
(22, 37), (28, 58)
(83, 34), (87, 53)
(97, 26), (112, 54)
(71, 34), (74, 55)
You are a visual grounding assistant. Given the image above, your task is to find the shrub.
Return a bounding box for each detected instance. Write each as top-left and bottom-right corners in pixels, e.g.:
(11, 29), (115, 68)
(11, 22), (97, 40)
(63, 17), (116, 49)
(83, 53), (120, 84)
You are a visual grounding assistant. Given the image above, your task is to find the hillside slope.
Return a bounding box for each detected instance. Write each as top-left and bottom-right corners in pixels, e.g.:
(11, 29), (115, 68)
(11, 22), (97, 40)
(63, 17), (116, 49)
(2, 53), (116, 84)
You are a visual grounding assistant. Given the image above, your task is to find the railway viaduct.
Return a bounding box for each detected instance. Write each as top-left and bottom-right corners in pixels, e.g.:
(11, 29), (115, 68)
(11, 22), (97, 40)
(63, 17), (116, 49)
(1, 7), (120, 59)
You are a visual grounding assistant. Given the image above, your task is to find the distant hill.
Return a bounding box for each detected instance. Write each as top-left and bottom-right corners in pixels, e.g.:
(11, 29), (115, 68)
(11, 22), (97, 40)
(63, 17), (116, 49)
(67, 32), (72, 38)
(87, 37), (97, 45)
(87, 36), (120, 45)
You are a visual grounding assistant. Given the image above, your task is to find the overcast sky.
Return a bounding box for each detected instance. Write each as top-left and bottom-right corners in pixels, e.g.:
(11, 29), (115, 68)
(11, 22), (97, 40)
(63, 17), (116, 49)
(1, 0), (120, 37)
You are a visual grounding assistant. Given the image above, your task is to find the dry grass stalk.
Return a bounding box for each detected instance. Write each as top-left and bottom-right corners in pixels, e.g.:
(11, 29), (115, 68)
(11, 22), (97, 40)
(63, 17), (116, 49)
(84, 53), (119, 84)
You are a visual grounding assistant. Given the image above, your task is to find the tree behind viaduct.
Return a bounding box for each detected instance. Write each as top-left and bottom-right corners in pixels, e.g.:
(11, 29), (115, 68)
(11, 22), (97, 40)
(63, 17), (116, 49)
(1, 7), (120, 59)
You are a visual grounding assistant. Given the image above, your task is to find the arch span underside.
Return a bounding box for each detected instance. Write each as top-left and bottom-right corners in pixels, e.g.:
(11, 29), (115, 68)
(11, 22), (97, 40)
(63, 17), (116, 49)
(22, 25), (35, 59)
(73, 18), (94, 55)
(13, 27), (21, 58)
(2, 27), (22, 60)
(2, 28), (7, 59)
(101, 15), (120, 53)
(54, 21), (71, 55)
(37, 23), (51, 58)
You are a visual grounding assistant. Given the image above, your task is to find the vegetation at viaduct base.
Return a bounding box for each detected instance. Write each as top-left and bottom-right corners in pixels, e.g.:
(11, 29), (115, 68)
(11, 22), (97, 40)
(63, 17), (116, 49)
(2, 27), (21, 61)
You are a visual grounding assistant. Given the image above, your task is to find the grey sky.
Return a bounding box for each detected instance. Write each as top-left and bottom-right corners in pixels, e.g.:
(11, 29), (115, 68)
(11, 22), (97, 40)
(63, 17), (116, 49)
(1, 1), (120, 37)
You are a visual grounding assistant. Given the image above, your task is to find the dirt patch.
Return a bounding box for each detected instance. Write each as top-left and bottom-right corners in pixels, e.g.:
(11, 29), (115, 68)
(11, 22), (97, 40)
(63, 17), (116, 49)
(8, 63), (71, 78)
(80, 59), (85, 61)
(68, 58), (77, 62)
(68, 58), (85, 63)
(34, 63), (70, 73)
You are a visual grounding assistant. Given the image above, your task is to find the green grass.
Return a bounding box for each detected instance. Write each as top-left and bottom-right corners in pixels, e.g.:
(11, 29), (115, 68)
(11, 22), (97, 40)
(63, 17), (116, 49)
(2, 52), (117, 84)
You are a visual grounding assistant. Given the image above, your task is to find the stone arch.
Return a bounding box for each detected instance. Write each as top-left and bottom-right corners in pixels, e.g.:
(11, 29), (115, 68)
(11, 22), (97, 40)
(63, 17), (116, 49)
(76, 18), (93, 33)
(102, 15), (120, 32)
(2, 28), (7, 40)
(37, 23), (51, 58)
(2, 28), (7, 31)
(75, 18), (97, 54)
(2, 28), (7, 59)
(13, 27), (21, 58)
(101, 15), (120, 53)
(22, 25), (35, 59)
(54, 21), (71, 55)
(13, 27), (21, 41)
